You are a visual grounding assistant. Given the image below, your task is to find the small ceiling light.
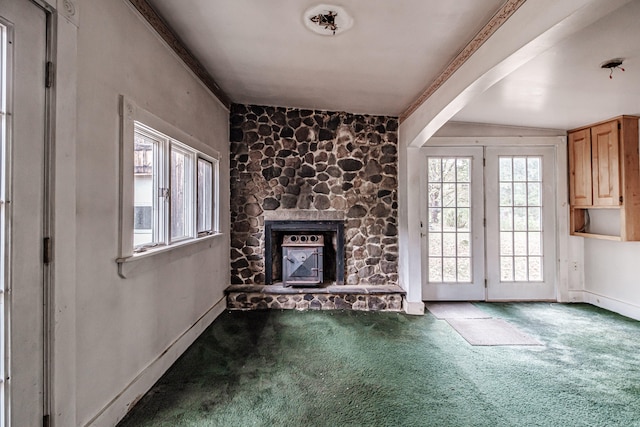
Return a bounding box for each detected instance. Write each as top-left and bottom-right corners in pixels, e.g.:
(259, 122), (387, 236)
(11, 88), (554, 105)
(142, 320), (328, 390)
(310, 11), (338, 35)
(601, 58), (625, 79)
(303, 4), (353, 36)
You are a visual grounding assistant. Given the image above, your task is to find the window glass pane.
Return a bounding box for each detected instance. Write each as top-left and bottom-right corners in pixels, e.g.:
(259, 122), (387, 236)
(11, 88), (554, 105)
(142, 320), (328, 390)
(528, 183), (541, 206)
(428, 233), (442, 257)
(501, 257), (513, 281)
(513, 207), (527, 231)
(442, 233), (456, 257)
(457, 233), (471, 257)
(527, 158), (541, 181)
(429, 258), (442, 282)
(442, 183), (456, 207)
(500, 207), (513, 231)
(529, 257), (543, 281)
(171, 145), (192, 240)
(499, 157), (512, 181)
(442, 159), (456, 182)
(458, 258), (471, 282)
(513, 157), (527, 181)
(197, 158), (213, 233)
(528, 207), (541, 231)
(457, 183), (470, 207)
(443, 258), (457, 282)
(500, 232), (513, 256)
(514, 257), (528, 281)
(500, 183), (512, 206)
(514, 232), (528, 256)
(456, 159), (470, 182)
(133, 131), (158, 247)
(457, 208), (470, 232)
(513, 183), (527, 206)
(428, 158), (441, 182)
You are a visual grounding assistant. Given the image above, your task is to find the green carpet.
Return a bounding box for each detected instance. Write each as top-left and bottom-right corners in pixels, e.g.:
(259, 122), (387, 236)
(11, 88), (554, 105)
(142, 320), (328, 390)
(118, 303), (640, 426)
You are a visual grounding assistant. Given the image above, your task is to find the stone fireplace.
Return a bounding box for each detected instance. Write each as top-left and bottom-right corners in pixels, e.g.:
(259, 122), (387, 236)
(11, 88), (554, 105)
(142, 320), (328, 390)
(227, 104), (403, 311)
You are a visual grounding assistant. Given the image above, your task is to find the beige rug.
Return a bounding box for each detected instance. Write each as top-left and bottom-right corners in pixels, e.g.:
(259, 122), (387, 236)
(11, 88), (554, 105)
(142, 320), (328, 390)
(425, 302), (491, 319)
(446, 318), (543, 346)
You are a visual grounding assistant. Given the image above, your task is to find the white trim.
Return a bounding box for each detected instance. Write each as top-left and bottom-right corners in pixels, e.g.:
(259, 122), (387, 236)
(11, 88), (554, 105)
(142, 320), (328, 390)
(403, 299), (425, 316)
(116, 232), (223, 278)
(84, 296), (227, 427)
(583, 290), (640, 321)
(427, 136), (565, 147)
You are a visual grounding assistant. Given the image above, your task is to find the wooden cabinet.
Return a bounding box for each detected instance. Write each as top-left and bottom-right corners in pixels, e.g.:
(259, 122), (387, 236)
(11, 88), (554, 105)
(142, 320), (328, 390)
(568, 116), (640, 241)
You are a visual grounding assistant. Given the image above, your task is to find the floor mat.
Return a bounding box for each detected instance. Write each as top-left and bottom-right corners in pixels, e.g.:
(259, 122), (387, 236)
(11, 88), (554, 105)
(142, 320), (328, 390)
(446, 318), (543, 346)
(425, 302), (491, 319)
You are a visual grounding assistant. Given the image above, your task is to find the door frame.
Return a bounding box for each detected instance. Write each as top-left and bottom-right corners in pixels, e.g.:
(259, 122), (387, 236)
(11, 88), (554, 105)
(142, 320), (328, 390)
(1, 1), (54, 424)
(420, 136), (569, 302)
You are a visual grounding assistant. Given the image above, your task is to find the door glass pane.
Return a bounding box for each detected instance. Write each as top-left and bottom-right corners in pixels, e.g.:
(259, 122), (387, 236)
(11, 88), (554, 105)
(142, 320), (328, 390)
(427, 157), (472, 283)
(498, 156), (544, 282)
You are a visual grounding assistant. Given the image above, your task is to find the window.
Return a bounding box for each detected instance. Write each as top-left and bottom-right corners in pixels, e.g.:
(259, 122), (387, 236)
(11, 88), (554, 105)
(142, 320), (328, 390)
(120, 96), (220, 262)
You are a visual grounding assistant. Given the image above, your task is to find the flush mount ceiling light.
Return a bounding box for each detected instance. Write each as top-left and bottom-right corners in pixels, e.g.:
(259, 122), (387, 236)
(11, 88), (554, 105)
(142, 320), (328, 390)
(303, 4), (353, 36)
(601, 58), (625, 79)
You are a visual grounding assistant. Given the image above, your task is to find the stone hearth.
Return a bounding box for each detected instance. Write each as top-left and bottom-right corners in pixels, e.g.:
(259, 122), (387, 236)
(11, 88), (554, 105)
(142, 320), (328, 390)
(226, 284), (405, 312)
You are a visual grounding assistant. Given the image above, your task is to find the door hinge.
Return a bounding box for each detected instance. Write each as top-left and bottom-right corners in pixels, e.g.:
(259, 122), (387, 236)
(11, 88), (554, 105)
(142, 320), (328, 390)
(483, 218), (486, 227)
(620, 196), (624, 203)
(484, 279), (488, 288)
(483, 158), (486, 167)
(43, 237), (52, 264)
(43, 414), (51, 427)
(45, 61), (54, 88)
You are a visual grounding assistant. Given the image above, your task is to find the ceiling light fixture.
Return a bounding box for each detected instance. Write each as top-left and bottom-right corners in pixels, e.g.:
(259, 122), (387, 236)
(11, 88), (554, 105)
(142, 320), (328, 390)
(303, 4), (353, 36)
(601, 58), (625, 79)
(310, 11), (338, 35)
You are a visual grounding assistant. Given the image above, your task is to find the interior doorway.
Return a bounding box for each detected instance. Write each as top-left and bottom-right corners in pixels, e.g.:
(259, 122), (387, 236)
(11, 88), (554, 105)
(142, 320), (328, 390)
(422, 145), (557, 301)
(1, 0), (48, 425)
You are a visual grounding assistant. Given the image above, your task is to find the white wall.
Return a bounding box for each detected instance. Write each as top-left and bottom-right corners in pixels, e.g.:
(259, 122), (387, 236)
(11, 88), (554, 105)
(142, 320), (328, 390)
(583, 240), (640, 319)
(74, 1), (229, 425)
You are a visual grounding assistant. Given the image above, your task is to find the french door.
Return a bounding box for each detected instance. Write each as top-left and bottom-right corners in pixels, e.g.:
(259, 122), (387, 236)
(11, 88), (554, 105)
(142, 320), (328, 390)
(1, 1), (48, 425)
(422, 145), (557, 301)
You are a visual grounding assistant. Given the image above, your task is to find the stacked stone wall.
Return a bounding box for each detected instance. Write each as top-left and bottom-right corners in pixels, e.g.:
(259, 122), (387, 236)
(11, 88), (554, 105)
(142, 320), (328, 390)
(230, 104), (398, 286)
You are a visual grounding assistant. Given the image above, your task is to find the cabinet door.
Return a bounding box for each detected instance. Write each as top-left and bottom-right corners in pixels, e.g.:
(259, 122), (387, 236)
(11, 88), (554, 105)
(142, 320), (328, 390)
(591, 121), (620, 206)
(568, 128), (592, 206)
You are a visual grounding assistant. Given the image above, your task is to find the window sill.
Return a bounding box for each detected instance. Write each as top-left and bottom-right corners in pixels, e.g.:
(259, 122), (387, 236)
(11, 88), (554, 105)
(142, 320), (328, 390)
(116, 232), (224, 278)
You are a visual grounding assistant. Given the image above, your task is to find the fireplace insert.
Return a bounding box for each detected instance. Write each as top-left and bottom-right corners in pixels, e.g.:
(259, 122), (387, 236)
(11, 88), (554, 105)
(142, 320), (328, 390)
(282, 234), (324, 287)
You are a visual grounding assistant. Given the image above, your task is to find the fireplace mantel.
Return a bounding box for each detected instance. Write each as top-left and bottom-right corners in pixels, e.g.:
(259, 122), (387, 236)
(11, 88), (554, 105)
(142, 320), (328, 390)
(263, 210), (345, 222)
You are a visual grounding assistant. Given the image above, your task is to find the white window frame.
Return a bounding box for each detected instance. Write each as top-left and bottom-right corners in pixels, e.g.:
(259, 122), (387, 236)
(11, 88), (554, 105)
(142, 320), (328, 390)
(117, 96), (220, 271)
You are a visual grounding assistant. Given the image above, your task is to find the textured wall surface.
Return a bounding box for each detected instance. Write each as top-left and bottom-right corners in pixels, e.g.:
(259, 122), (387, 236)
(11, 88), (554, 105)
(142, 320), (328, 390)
(230, 104), (398, 286)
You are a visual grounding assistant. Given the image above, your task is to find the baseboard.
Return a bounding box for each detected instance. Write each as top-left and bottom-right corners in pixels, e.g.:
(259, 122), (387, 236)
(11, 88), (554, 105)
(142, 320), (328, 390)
(85, 296), (227, 427)
(582, 291), (640, 321)
(404, 299), (425, 315)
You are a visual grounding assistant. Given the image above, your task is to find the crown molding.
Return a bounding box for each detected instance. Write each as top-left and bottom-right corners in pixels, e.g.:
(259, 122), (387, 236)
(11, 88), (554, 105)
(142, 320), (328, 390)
(400, 0), (526, 123)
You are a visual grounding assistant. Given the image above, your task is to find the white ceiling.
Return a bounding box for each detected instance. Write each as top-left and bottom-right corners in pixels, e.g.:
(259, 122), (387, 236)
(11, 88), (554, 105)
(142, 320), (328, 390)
(147, 0), (640, 131)
(147, 0), (505, 116)
(452, 0), (640, 130)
